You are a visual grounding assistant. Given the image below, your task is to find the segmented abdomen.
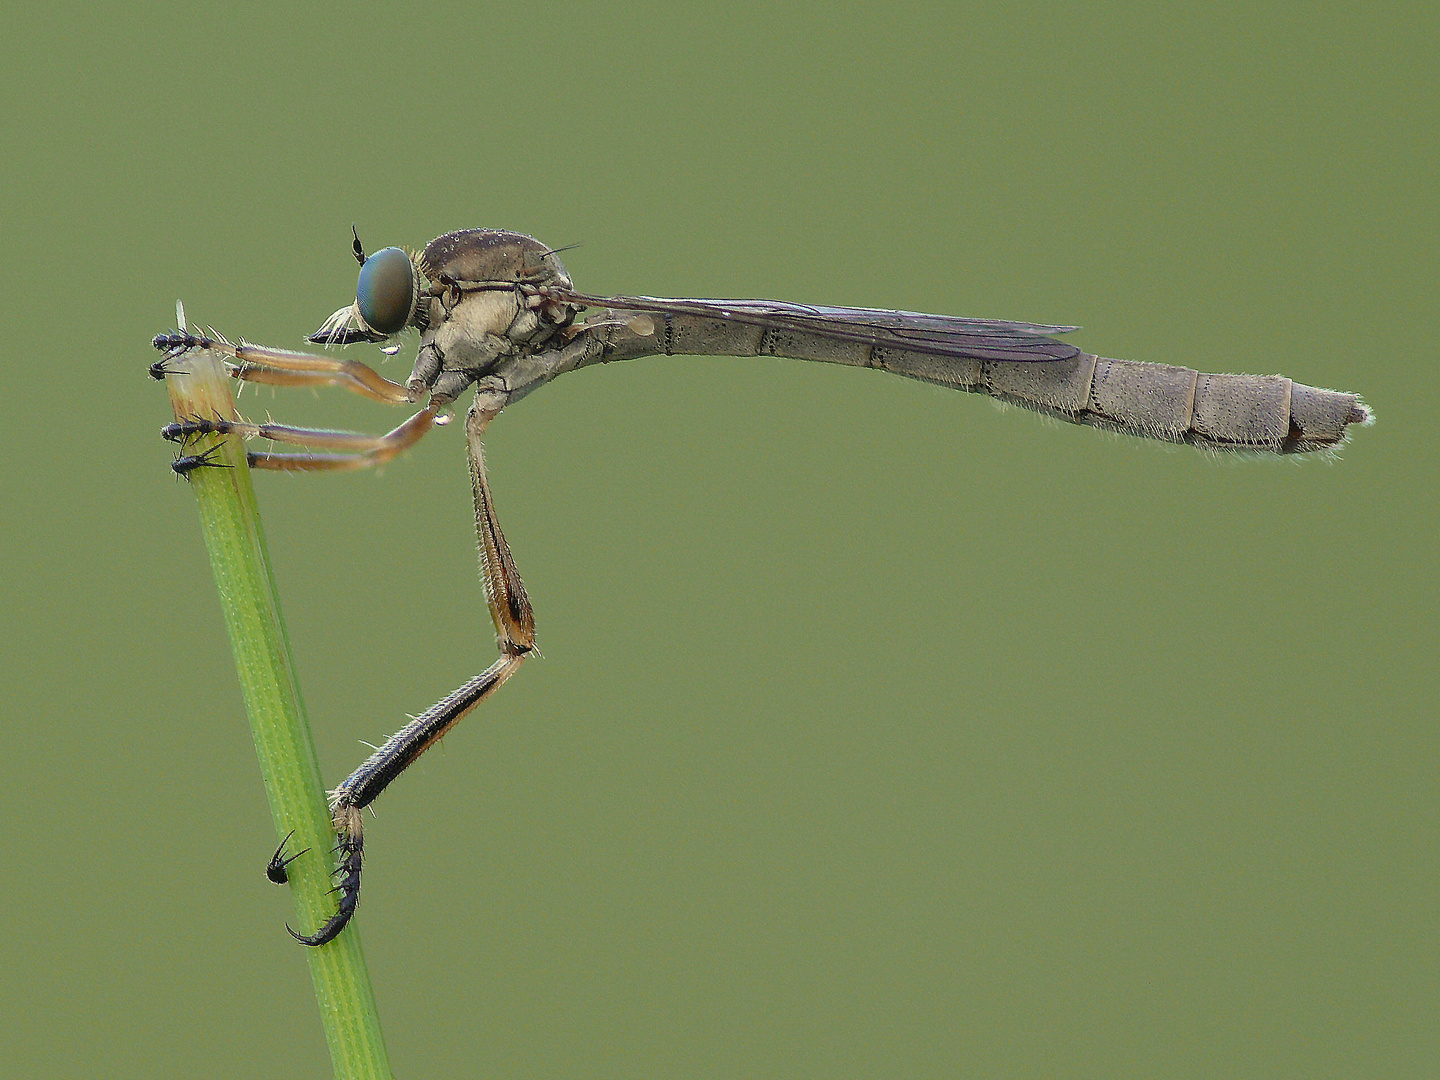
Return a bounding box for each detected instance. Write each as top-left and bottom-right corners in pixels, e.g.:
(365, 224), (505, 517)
(874, 349), (1370, 453)
(588, 312), (1370, 453)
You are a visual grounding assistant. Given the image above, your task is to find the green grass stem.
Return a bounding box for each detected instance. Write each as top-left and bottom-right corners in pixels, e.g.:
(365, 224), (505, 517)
(164, 327), (392, 1080)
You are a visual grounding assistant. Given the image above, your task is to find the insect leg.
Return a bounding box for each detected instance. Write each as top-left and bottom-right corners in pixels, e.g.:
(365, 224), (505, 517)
(289, 386), (535, 946)
(153, 329), (416, 405)
(162, 408), (441, 473)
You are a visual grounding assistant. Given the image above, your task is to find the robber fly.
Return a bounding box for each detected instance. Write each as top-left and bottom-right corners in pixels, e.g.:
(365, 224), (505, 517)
(154, 228), (1371, 944)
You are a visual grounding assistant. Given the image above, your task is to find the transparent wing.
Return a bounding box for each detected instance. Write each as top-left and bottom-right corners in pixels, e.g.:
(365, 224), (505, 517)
(552, 290), (1081, 362)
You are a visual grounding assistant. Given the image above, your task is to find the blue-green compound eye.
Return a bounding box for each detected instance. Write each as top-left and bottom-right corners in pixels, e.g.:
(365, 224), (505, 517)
(355, 246), (417, 335)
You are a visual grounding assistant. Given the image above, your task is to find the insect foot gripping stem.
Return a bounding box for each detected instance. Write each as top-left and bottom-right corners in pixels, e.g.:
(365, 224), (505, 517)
(171, 443), (232, 479)
(287, 804), (365, 946)
(266, 831), (309, 884)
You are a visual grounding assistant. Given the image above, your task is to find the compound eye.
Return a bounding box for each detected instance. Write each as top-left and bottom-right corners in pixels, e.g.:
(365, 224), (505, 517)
(355, 247), (417, 335)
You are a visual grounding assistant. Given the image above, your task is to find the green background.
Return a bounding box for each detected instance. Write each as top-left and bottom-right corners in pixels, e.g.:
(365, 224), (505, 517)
(2, 2), (1434, 1076)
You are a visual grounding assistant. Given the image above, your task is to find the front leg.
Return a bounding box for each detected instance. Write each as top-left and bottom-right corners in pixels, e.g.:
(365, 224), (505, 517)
(152, 327), (417, 405)
(289, 384), (536, 945)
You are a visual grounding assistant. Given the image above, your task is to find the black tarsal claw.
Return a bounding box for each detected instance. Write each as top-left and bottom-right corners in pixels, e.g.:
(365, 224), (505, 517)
(171, 443), (232, 479)
(149, 356), (188, 380)
(266, 830), (309, 885)
(287, 835), (363, 946)
(150, 330), (203, 378)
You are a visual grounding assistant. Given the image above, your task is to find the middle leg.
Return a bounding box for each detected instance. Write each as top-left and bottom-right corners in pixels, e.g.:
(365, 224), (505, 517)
(163, 407), (441, 472)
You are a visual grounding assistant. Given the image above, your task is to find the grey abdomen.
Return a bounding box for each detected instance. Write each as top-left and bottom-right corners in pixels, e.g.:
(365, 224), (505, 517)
(588, 312), (1371, 453)
(874, 348), (1369, 453)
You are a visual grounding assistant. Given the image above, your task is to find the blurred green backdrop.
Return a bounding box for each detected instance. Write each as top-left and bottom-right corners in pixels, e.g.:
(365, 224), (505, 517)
(1, 2), (1434, 1077)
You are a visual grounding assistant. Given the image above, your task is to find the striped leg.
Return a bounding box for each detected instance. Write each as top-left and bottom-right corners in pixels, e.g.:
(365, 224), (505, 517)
(284, 387), (535, 945)
(162, 407), (440, 472)
(153, 328), (416, 405)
